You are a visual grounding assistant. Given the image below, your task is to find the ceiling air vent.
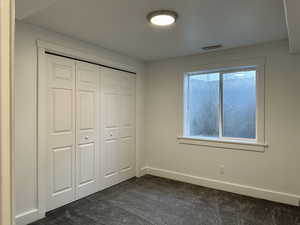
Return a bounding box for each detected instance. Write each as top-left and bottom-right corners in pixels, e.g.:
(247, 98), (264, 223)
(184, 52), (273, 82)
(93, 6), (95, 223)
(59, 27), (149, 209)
(202, 44), (223, 51)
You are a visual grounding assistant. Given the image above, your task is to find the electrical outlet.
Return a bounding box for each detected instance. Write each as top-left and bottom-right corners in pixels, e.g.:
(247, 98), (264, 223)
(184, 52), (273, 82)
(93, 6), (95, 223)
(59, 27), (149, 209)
(219, 165), (225, 175)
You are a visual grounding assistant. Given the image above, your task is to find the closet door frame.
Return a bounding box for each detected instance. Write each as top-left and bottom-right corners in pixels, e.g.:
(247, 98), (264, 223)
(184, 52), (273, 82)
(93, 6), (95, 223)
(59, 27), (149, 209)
(36, 40), (138, 223)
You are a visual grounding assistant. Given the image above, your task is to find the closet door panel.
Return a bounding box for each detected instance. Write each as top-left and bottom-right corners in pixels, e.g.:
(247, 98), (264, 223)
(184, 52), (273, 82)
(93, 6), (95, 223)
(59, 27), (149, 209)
(78, 143), (95, 184)
(102, 69), (120, 94)
(50, 59), (74, 88)
(79, 91), (94, 129)
(47, 55), (76, 211)
(103, 140), (119, 186)
(76, 62), (100, 199)
(101, 68), (136, 188)
(119, 138), (132, 171)
(120, 95), (133, 126)
(104, 94), (120, 128)
(52, 89), (73, 132)
(52, 147), (73, 193)
(104, 140), (119, 176)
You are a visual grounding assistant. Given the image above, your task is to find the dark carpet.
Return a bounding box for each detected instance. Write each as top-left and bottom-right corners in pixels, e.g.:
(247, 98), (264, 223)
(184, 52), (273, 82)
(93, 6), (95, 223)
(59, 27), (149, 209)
(30, 175), (300, 225)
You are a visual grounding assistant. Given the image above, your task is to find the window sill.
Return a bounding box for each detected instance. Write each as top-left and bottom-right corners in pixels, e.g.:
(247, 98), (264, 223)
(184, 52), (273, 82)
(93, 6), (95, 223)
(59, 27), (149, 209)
(177, 136), (268, 152)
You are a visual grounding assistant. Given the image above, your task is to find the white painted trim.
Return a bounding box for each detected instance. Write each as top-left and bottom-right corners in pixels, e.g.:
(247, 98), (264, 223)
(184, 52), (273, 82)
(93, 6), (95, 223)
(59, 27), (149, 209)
(139, 167), (149, 177)
(37, 47), (48, 216)
(15, 209), (45, 225)
(143, 166), (300, 206)
(178, 136), (267, 147)
(10, 0), (16, 224)
(177, 136), (267, 152)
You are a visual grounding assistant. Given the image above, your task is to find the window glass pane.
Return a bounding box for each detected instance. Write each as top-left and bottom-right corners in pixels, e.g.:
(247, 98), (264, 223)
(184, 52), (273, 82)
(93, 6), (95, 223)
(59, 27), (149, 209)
(223, 70), (256, 139)
(187, 73), (219, 137)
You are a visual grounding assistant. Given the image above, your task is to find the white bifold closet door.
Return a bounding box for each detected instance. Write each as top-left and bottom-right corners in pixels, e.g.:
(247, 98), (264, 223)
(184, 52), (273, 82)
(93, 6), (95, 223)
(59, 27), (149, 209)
(102, 68), (136, 188)
(44, 53), (135, 212)
(75, 62), (100, 199)
(46, 55), (100, 211)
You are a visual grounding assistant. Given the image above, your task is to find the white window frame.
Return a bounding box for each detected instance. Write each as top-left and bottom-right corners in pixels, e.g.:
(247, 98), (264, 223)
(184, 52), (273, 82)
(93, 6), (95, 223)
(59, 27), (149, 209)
(178, 58), (267, 152)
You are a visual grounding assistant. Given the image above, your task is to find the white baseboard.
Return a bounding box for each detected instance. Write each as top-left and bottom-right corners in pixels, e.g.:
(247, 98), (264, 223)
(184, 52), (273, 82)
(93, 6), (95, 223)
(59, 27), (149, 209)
(143, 166), (300, 206)
(15, 209), (45, 225)
(139, 167), (148, 177)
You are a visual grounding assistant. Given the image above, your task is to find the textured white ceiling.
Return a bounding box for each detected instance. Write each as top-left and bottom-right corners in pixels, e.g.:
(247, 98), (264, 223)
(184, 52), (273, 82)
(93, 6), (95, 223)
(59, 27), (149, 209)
(18, 0), (287, 61)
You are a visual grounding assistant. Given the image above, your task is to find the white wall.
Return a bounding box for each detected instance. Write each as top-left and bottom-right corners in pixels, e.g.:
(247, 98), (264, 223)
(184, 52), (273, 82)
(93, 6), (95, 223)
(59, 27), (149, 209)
(14, 20), (146, 221)
(145, 40), (300, 205)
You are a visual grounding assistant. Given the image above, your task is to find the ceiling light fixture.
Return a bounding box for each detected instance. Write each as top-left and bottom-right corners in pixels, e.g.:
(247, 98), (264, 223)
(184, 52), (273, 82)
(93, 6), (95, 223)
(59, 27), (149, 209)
(147, 10), (178, 26)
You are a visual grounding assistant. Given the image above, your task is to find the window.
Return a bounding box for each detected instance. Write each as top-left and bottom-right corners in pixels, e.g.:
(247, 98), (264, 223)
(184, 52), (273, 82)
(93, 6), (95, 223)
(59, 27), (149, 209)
(183, 65), (264, 146)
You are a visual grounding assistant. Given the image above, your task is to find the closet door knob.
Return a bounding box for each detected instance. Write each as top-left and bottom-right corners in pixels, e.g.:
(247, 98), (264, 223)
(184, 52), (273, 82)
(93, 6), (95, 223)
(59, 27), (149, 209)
(85, 136), (89, 140)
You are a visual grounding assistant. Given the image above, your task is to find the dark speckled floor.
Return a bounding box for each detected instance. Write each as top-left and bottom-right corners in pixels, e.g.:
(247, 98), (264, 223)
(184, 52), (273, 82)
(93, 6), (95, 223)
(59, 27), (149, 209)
(30, 175), (300, 225)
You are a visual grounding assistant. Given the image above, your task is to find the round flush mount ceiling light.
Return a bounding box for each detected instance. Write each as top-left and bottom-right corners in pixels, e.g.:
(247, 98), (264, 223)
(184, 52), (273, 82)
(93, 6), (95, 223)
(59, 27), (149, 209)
(147, 10), (178, 26)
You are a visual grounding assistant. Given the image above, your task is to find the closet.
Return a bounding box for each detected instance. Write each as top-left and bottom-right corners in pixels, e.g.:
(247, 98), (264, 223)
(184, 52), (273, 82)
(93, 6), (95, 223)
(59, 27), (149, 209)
(45, 54), (135, 211)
